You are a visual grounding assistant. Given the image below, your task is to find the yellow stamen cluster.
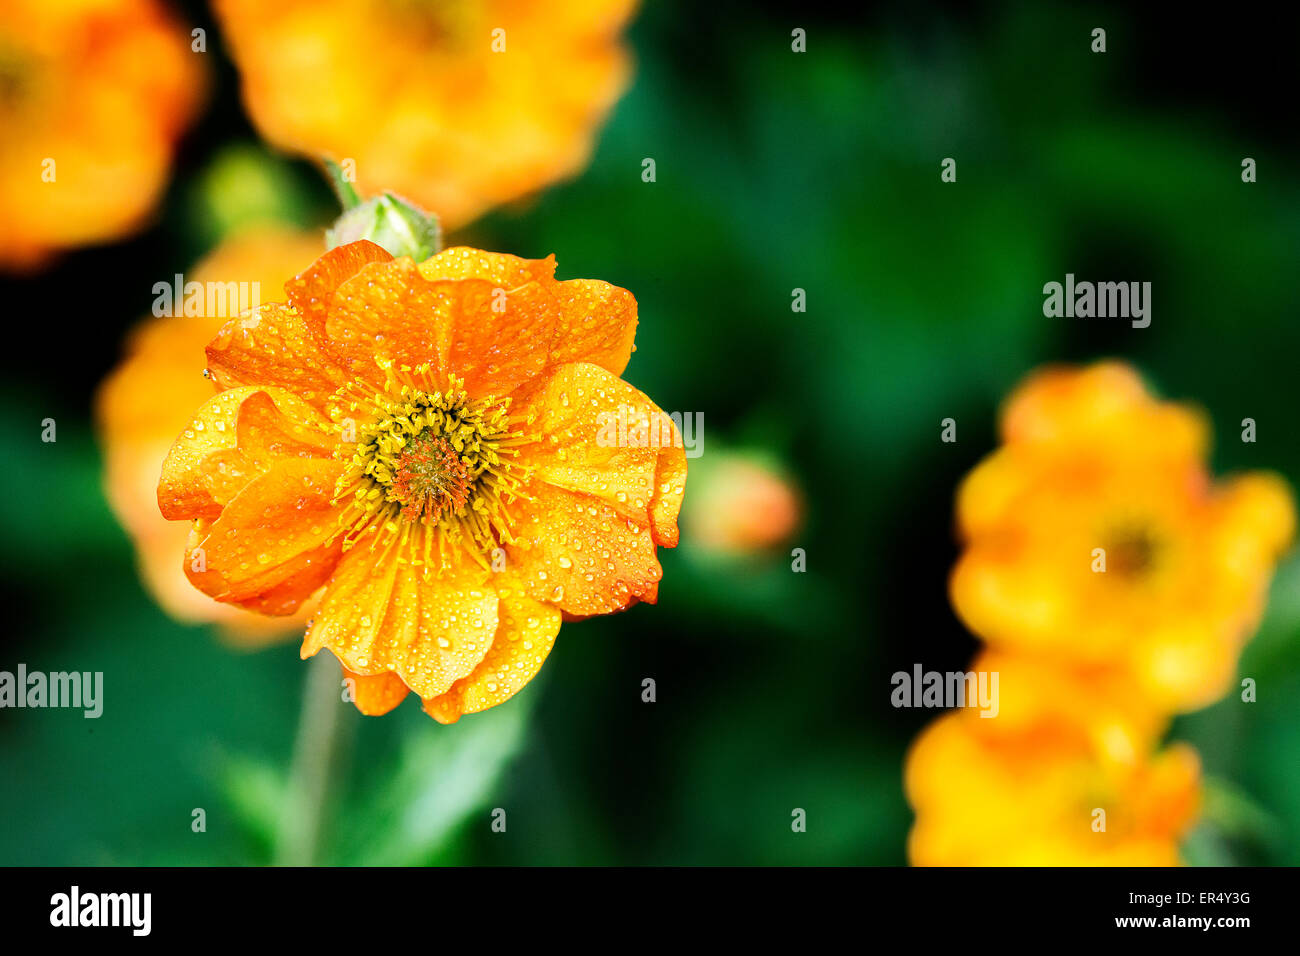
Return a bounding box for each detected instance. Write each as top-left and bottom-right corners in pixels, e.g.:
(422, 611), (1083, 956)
(330, 362), (532, 568)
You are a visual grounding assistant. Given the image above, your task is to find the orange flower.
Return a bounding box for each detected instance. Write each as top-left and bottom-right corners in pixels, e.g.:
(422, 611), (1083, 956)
(98, 225), (328, 642)
(950, 361), (1294, 712)
(905, 650), (1201, 866)
(905, 702), (1201, 866)
(157, 240), (686, 722)
(214, 0), (636, 231)
(0, 0), (204, 269)
(962, 649), (1171, 765)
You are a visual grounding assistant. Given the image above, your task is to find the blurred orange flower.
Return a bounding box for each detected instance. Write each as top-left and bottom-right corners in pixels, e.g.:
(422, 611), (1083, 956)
(97, 225), (326, 642)
(157, 240), (685, 722)
(905, 700), (1201, 866)
(960, 649), (1170, 765)
(684, 451), (801, 555)
(214, 0), (636, 231)
(0, 0), (205, 270)
(950, 361), (1294, 712)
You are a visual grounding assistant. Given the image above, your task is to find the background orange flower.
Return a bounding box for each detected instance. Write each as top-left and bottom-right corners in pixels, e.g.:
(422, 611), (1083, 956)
(950, 362), (1295, 712)
(214, 0), (636, 231)
(97, 225), (326, 642)
(906, 704), (1201, 866)
(0, 0), (205, 269)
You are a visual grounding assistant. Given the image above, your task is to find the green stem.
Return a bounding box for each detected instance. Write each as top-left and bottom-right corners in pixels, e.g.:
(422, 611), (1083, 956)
(274, 653), (350, 866)
(324, 159), (362, 211)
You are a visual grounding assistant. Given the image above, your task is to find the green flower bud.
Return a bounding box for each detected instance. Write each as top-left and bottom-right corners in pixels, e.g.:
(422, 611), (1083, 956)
(326, 192), (442, 262)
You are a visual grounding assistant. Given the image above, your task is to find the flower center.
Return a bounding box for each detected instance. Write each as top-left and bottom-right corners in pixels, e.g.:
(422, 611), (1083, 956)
(1104, 524), (1159, 577)
(389, 432), (472, 523)
(387, 0), (479, 48)
(0, 44), (34, 110)
(331, 364), (532, 566)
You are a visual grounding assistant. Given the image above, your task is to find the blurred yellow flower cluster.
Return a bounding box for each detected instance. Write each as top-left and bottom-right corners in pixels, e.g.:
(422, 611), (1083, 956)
(906, 362), (1295, 865)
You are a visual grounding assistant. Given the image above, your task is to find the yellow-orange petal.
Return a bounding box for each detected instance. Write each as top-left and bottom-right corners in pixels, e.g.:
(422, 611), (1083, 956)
(418, 247), (550, 286)
(283, 239), (395, 386)
(419, 247), (637, 396)
(205, 303), (351, 410)
(543, 278), (639, 376)
(343, 665), (410, 716)
(158, 386), (336, 521)
(953, 448), (1040, 541)
(326, 257), (446, 385)
(1137, 743), (1202, 837)
(184, 457), (344, 613)
(1000, 361), (1210, 465)
(1212, 471), (1296, 563)
(506, 483), (663, 616)
(948, 545), (1071, 654)
(422, 584), (560, 724)
(510, 362), (666, 520)
(302, 550), (499, 700)
(649, 437), (687, 548)
(285, 238), (393, 340)
(967, 649), (1169, 763)
(1130, 616), (1243, 713)
(1001, 361), (1148, 445)
(278, 245), (640, 401)
(438, 269), (568, 396)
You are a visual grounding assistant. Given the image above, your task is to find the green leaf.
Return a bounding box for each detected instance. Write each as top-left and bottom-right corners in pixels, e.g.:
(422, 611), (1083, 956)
(334, 692), (534, 865)
(218, 752), (288, 862)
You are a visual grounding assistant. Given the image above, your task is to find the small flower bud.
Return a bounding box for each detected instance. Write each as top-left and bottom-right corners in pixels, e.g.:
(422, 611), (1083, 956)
(326, 192), (441, 261)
